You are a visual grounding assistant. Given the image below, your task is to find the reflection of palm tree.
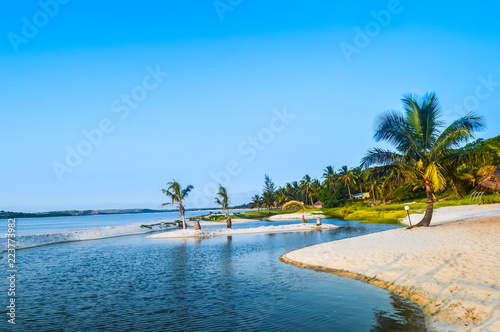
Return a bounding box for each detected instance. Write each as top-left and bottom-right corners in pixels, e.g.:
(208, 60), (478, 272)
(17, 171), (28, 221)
(161, 180), (194, 229)
(362, 92), (485, 226)
(282, 200), (308, 223)
(338, 166), (357, 199)
(215, 185), (232, 229)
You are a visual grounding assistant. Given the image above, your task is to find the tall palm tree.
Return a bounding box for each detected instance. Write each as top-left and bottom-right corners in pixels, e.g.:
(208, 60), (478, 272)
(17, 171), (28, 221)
(322, 166), (337, 189)
(161, 180), (194, 230)
(282, 200), (308, 223)
(310, 179), (321, 204)
(338, 166), (357, 199)
(215, 185), (232, 229)
(361, 92), (485, 227)
(352, 166), (364, 193)
(300, 175), (314, 205)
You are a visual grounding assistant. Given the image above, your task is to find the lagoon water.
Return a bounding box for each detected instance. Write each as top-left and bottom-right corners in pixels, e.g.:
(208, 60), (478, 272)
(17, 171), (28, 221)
(1, 215), (426, 331)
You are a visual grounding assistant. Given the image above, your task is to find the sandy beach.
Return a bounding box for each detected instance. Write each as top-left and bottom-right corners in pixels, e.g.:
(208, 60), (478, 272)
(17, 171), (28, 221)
(268, 212), (325, 221)
(147, 223), (338, 239)
(280, 204), (500, 331)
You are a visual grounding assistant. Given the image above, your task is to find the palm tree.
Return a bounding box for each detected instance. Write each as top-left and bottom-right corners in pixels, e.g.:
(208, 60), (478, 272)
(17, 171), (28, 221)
(282, 200), (308, 223)
(338, 166), (357, 199)
(215, 185), (232, 229)
(310, 179), (321, 204)
(322, 166), (337, 189)
(361, 92), (485, 227)
(300, 175), (314, 205)
(251, 194), (262, 209)
(274, 188), (292, 207)
(161, 180), (194, 230)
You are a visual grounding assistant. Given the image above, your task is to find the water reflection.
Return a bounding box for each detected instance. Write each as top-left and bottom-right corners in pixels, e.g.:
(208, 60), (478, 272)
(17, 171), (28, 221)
(371, 293), (426, 331)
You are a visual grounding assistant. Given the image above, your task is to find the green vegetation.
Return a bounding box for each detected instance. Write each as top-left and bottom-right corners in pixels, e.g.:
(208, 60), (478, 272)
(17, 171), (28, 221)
(236, 93), (499, 226)
(361, 92), (487, 226)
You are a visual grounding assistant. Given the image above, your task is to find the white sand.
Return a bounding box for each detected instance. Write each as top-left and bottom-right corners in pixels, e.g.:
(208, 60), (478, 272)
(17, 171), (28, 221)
(268, 212), (325, 220)
(281, 204), (500, 331)
(147, 223), (338, 239)
(197, 218), (259, 227)
(402, 203), (500, 226)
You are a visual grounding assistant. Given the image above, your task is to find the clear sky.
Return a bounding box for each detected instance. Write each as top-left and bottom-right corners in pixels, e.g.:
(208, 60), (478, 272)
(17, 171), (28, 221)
(1, 0), (499, 212)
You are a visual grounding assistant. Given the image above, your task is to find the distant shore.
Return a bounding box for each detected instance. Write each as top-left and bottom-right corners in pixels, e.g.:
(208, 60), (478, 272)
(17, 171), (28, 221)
(280, 204), (500, 331)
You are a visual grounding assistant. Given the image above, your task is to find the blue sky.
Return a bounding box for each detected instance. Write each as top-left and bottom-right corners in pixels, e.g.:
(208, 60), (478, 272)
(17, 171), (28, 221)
(1, 0), (500, 212)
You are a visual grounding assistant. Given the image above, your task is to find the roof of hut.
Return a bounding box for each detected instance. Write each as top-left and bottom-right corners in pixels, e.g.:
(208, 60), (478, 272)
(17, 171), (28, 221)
(477, 166), (500, 192)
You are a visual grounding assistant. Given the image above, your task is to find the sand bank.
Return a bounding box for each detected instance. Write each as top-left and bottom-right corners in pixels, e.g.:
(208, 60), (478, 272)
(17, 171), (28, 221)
(197, 218), (259, 227)
(281, 204), (500, 331)
(268, 212), (325, 221)
(147, 223), (338, 239)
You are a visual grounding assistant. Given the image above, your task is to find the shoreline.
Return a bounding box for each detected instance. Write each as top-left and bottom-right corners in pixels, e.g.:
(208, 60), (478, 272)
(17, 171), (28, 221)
(280, 204), (500, 331)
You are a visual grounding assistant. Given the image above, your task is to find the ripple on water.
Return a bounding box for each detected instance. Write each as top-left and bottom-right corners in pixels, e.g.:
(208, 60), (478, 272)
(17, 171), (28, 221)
(1, 220), (426, 331)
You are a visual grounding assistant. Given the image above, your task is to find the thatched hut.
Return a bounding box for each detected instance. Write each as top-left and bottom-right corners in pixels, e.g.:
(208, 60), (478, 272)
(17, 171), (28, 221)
(476, 166), (500, 193)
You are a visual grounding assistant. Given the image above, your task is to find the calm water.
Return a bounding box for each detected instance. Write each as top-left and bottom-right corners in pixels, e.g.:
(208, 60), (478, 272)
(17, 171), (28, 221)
(1, 219), (426, 331)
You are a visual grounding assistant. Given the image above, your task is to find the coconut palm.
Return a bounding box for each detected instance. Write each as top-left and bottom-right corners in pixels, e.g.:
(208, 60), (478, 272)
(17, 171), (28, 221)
(361, 92), (486, 227)
(274, 188), (292, 207)
(322, 166), (337, 189)
(161, 180), (194, 229)
(282, 200), (309, 223)
(310, 179), (321, 204)
(300, 175), (314, 205)
(215, 185), (232, 229)
(338, 166), (357, 199)
(251, 194), (262, 209)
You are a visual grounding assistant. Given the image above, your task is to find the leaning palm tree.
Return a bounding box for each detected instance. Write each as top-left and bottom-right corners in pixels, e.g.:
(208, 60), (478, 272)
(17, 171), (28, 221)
(215, 185), (232, 229)
(161, 180), (194, 229)
(282, 200), (309, 223)
(338, 166), (357, 199)
(361, 92), (486, 227)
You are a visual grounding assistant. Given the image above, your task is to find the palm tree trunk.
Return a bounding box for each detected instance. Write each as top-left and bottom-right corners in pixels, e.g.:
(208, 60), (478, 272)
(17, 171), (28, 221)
(416, 185), (433, 227)
(181, 209), (186, 230)
(347, 184), (352, 199)
(450, 178), (462, 199)
(226, 211), (232, 229)
(372, 186), (376, 204)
